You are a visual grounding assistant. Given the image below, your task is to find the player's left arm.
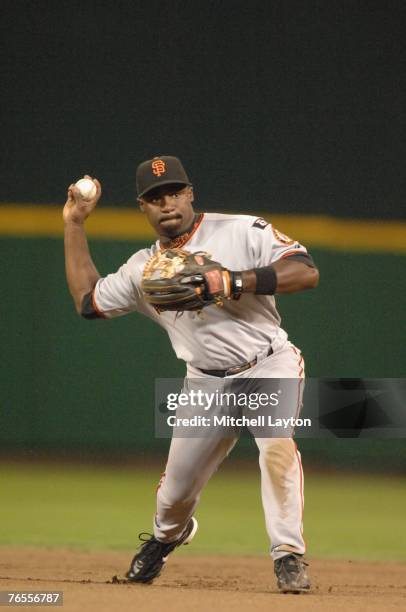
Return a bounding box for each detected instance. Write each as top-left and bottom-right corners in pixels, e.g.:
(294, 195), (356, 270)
(240, 256), (319, 295)
(231, 219), (319, 296)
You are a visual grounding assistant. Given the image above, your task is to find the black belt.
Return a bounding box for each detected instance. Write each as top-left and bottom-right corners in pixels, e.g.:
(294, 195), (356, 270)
(199, 346), (274, 378)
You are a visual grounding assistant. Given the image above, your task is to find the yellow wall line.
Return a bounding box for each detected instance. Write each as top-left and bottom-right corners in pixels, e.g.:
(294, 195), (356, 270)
(0, 205), (405, 254)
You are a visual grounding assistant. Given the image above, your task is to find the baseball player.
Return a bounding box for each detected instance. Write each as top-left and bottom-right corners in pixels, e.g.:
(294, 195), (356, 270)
(63, 156), (319, 593)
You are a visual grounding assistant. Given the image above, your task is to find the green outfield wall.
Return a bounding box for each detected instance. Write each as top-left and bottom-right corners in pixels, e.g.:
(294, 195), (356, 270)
(1, 234), (405, 469)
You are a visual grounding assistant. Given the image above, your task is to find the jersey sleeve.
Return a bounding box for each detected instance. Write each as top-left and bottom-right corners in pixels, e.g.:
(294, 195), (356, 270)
(92, 252), (146, 319)
(245, 217), (311, 267)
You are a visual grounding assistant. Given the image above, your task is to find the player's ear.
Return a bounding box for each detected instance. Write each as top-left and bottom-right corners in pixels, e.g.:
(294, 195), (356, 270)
(138, 198), (145, 212)
(188, 187), (194, 203)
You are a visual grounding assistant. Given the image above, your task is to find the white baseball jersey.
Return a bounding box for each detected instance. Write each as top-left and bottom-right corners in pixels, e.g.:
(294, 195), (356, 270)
(93, 213), (309, 370)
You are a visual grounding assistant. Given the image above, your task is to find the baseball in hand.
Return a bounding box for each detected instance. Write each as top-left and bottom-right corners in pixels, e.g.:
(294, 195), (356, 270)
(75, 178), (97, 200)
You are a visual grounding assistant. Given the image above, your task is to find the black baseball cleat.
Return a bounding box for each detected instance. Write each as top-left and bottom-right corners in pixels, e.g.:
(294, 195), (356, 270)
(274, 553), (311, 594)
(125, 517), (198, 584)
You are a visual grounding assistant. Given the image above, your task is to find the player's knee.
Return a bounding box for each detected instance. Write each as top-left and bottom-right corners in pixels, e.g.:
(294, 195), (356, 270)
(259, 438), (296, 471)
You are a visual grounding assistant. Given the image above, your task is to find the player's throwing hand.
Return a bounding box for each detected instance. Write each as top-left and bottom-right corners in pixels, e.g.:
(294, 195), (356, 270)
(63, 175), (101, 225)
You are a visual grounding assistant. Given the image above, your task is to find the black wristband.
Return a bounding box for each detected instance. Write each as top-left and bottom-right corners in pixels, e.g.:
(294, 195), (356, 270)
(81, 291), (101, 319)
(254, 265), (277, 295)
(230, 271), (243, 296)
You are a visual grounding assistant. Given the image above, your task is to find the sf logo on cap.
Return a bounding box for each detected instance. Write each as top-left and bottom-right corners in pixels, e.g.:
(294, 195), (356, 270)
(152, 159), (166, 177)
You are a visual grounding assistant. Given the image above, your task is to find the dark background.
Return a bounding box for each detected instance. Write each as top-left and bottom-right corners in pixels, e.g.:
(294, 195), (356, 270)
(2, 0), (405, 217)
(1, 1), (405, 467)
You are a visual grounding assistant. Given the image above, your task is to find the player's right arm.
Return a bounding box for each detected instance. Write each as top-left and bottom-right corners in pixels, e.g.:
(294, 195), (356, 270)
(63, 176), (102, 314)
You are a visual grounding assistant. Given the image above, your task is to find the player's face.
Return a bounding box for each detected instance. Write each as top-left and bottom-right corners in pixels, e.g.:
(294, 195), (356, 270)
(139, 185), (195, 238)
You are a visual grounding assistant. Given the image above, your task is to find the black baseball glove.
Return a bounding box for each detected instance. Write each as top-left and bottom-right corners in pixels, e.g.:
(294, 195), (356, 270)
(141, 248), (235, 312)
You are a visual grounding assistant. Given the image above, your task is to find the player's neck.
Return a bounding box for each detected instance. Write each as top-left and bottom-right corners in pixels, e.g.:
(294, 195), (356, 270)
(159, 213), (203, 250)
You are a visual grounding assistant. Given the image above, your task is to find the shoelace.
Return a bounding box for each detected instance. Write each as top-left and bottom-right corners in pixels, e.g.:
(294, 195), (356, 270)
(138, 532), (155, 543)
(138, 533), (162, 551)
(136, 532), (173, 560)
(280, 555), (308, 572)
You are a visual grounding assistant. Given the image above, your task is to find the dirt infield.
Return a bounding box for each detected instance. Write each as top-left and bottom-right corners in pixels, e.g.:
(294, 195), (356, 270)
(1, 548), (405, 611)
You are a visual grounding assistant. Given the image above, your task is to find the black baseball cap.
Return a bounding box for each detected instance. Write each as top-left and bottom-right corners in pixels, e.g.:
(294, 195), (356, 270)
(136, 156), (191, 198)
